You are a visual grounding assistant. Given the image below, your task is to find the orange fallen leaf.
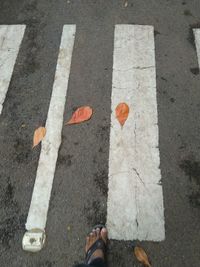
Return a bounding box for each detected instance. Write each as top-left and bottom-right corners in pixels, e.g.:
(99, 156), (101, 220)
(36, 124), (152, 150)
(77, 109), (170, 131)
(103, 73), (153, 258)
(134, 246), (152, 267)
(66, 106), (93, 125)
(33, 127), (46, 148)
(115, 102), (129, 126)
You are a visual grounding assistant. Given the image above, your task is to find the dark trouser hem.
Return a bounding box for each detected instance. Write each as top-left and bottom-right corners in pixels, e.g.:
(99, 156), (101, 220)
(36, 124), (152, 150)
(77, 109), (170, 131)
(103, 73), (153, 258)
(74, 258), (106, 267)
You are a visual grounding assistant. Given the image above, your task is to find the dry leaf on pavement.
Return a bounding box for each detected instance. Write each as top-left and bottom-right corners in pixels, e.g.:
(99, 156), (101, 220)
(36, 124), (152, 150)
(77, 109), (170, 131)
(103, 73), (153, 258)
(33, 127), (46, 148)
(115, 102), (129, 126)
(66, 106), (93, 125)
(134, 246), (152, 267)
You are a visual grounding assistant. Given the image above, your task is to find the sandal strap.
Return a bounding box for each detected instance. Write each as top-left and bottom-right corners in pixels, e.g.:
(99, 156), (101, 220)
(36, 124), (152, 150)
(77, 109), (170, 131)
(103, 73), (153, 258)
(85, 239), (106, 264)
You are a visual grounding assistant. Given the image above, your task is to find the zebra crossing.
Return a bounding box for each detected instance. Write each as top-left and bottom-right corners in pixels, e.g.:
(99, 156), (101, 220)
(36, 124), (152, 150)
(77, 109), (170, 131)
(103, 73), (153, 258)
(0, 24), (199, 252)
(23, 25), (76, 252)
(107, 25), (164, 242)
(0, 25), (25, 114)
(193, 29), (200, 67)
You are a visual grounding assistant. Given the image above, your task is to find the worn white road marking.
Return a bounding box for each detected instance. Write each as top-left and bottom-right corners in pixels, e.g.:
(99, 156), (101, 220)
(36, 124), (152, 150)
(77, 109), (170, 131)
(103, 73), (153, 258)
(106, 25), (165, 241)
(0, 25), (25, 114)
(25, 25), (76, 233)
(193, 29), (200, 67)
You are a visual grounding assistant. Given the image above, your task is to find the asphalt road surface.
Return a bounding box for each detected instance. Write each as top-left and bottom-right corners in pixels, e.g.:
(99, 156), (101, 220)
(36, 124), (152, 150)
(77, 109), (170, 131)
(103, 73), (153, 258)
(0, 0), (200, 266)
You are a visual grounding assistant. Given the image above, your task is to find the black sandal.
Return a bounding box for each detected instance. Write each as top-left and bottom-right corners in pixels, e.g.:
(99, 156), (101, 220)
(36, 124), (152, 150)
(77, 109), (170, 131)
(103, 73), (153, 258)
(85, 225), (107, 264)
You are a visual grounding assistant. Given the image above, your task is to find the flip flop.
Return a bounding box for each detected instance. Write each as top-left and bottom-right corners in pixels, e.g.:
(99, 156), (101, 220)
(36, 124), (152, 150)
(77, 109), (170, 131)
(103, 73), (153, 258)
(85, 225), (107, 264)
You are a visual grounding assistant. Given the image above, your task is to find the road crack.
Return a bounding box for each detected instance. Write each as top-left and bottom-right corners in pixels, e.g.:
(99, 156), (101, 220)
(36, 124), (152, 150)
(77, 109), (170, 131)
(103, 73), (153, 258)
(114, 65), (154, 72)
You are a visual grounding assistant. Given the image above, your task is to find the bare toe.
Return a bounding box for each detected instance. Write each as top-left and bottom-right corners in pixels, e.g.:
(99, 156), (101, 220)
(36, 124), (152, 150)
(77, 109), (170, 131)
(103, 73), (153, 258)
(100, 228), (108, 244)
(96, 228), (100, 238)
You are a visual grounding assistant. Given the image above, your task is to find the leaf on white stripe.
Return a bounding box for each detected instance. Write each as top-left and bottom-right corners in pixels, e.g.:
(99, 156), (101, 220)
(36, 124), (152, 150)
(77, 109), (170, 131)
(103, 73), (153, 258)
(32, 127), (46, 148)
(115, 102), (129, 127)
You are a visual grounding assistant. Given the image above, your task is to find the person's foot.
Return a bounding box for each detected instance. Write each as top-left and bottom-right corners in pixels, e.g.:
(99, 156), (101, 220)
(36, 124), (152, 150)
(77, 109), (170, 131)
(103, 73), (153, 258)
(85, 227), (108, 264)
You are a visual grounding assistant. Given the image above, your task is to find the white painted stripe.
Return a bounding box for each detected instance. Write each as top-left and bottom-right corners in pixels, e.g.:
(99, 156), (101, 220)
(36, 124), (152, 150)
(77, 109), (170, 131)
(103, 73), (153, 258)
(193, 29), (200, 67)
(0, 25), (25, 114)
(25, 25), (76, 230)
(106, 25), (165, 241)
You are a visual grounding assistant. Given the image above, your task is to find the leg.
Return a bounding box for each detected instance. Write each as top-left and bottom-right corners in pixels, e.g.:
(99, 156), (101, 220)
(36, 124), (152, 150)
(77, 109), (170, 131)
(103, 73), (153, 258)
(74, 259), (105, 266)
